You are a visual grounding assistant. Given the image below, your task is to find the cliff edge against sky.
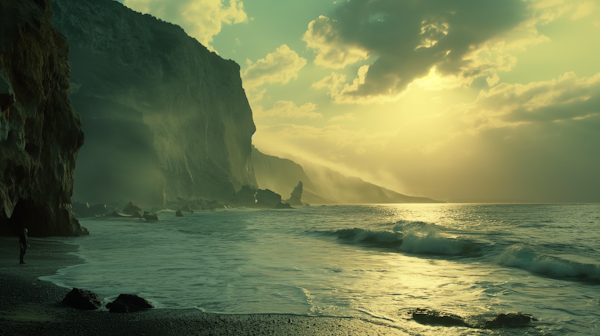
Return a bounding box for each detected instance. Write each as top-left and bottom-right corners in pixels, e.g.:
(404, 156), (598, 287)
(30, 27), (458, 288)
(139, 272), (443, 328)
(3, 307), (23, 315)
(52, 0), (257, 205)
(0, 0), (86, 236)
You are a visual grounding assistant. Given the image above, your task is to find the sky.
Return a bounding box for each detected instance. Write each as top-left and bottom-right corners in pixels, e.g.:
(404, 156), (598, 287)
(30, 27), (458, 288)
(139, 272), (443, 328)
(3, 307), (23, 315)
(115, 0), (600, 203)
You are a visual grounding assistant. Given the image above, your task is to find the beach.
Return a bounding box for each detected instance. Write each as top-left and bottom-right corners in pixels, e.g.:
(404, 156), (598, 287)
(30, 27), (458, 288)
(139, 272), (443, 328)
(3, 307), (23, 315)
(0, 236), (407, 336)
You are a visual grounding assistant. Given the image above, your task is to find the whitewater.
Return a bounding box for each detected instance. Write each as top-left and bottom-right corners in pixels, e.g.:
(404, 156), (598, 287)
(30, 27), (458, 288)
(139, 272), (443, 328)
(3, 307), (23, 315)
(42, 204), (600, 335)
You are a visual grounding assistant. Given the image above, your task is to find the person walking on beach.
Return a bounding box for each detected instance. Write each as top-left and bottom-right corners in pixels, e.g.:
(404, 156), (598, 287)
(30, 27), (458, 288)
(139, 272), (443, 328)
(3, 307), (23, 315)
(19, 228), (29, 264)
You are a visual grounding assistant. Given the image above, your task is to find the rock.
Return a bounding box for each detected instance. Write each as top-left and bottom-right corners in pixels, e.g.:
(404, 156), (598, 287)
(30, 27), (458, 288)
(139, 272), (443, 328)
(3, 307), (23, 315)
(255, 189), (282, 208)
(62, 288), (102, 310)
(131, 211), (143, 218)
(411, 308), (466, 327)
(106, 294), (154, 313)
(284, 181), (304, 206)
(143, 213), (159, 221)
(180, 205), (194, 213)
(275, 202), (293, 209)
(0, 0), (86, 237)
(175, 210), (184, 217)
(233, 185), (257, 207)
(484, 313), (535, 329)
(122, 201), (143, 215)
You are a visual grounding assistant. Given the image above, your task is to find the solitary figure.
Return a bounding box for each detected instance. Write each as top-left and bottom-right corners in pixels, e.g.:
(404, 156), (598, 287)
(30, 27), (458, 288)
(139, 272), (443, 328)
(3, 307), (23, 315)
(19, 228), (29, 264)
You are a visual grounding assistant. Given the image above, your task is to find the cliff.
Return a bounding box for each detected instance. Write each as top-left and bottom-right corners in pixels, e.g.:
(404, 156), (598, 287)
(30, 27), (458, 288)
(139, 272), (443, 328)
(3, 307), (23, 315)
(252, 147), (439, 204)
(51, 0), (257, 205)
(0, 0), (87, 236)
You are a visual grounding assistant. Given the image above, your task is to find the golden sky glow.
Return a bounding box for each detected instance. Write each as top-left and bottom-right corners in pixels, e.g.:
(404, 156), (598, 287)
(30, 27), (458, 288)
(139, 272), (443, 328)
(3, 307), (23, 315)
(118, 0), (600, 203)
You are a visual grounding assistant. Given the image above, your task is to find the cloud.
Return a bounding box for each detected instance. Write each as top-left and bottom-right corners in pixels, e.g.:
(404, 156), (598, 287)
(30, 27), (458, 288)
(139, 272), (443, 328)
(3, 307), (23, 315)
(303, 0), (561, 103)
(329, 113), (356, 123)
(254, 77), (600, 202)
(454, 72), (600, 131)
(242, 45), (307, 88)
(123, 0), (247, 48)
(302, 16), (370, 69)
(486, 73), (501, 87)
(572, 1), (595, 20)
(253, 101), (322, 119)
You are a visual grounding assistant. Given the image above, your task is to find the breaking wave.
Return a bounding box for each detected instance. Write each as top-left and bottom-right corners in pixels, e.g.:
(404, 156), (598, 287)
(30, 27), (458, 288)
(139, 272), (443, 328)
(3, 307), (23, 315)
(498, 245), (600, 282)
(316, 220), (482, 256)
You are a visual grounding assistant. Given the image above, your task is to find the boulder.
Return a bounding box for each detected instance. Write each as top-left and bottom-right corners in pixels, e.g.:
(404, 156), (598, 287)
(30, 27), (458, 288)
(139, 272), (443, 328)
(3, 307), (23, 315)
(132, 211), (143, 218)
(411, 308), (466, 327)
(255, 189), (282, 208)
(484, 313), (535, 329)
(122, 201), (143, 215)
(106, 294), (154, 313)
(175, 210), (184, 217)
(284, 181), (304, 206)
(62, 288), (102, 310)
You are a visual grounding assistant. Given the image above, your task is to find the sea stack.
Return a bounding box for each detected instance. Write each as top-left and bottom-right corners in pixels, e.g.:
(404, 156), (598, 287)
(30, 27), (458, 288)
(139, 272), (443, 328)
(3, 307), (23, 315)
(0, 0), (87, 236)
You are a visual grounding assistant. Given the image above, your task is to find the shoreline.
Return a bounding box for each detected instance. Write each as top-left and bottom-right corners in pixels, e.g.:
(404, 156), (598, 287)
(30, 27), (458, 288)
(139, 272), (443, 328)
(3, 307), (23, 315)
(0, 237), (408, 335)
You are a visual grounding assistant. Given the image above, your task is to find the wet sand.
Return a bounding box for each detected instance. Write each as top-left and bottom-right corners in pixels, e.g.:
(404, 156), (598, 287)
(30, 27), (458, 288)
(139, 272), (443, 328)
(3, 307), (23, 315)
(0, 237), (407, 335)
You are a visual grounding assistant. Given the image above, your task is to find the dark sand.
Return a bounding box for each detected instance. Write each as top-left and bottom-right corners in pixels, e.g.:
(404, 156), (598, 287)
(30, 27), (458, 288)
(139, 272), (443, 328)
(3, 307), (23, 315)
(0, 237), (408, 335)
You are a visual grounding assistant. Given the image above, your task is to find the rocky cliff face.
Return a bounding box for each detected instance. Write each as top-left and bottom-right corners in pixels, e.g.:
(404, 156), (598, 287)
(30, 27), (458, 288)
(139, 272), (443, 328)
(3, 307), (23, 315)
(0, 0), (87, 236)
(51, 0), (256, 205)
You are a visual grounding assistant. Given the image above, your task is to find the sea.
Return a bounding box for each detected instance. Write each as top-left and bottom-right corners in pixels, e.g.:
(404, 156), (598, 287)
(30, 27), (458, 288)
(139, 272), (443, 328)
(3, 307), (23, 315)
(42, 204), (600, 335)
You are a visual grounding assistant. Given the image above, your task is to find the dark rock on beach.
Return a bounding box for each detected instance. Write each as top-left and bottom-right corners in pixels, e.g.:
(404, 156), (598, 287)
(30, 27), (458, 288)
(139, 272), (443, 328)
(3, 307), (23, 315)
(175, 210), (184, 217)
(62, 288), (102, 310)
(484, 312), (536, 329)
(106, 294), (154, 313)
(0, 0), (86, 237)
(122, 201), (143, 215)
(411, 308), (467, 327)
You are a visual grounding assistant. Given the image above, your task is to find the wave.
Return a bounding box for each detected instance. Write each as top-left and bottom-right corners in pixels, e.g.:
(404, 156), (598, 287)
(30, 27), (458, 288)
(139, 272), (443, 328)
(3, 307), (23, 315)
(330, 228), (403, 248)
(318, 220), (482, 256)
(498, 245), (600, 282)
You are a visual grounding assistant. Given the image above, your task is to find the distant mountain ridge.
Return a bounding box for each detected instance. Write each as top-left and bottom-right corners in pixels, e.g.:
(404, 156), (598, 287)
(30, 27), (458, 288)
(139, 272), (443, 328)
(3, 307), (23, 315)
(252, 147), (440, 204)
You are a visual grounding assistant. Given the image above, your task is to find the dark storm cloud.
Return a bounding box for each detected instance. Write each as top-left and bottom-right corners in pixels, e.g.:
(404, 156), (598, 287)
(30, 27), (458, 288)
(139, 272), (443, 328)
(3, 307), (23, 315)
(304, 0), (535, 100)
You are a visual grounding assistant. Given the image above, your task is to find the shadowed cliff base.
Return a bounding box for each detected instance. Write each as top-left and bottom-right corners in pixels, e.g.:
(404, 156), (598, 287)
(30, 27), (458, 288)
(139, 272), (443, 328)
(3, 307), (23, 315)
(0, 0), (86, 237)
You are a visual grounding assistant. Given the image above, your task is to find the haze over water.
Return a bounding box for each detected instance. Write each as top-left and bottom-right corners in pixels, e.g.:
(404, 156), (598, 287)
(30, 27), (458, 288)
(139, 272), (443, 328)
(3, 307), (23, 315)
(44, 204), (600, 335)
